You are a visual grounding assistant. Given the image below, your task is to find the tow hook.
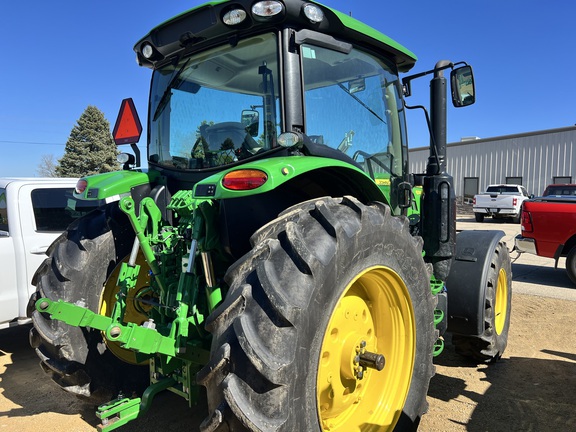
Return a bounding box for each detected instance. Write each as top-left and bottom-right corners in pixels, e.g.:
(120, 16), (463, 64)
(354, 341), (385, 380)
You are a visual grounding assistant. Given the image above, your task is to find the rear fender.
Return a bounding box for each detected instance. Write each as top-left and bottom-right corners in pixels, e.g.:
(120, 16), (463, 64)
(446, 230), (505, 336)
(208, 157), (389, 260)
(192, 156), (387, 204)
(560, 234), (576, 260)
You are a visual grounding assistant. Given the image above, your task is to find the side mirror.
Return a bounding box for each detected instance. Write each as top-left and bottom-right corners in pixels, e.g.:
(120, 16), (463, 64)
(241, 110), (260, 136)
(450, 65), (475, 107)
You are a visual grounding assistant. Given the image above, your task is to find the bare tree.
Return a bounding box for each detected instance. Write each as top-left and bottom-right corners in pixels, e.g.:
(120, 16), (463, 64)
(36, 154), (58, 177)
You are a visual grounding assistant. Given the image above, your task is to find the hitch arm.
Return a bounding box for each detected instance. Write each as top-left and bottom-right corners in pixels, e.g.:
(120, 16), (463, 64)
(35, 298), (179, 356)
(96, 377), (176, 432)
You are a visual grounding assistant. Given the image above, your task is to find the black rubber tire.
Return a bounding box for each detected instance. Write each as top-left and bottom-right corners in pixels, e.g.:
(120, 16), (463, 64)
(474, 213), (484, 222)
(197, 196), (436, 432)
(28, 203), (147, 404)
(452, 241), (512, 362)
(566, 246), (576, 285)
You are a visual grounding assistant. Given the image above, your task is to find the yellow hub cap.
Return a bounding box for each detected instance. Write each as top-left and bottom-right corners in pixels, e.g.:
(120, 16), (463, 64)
(99, 251), (152, 365)
(317, 266), (416, 431)
(494, 267), (508, 335)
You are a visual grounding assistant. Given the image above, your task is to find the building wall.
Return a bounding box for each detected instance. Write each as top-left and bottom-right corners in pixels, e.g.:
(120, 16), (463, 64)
(409, 126), (576, 198)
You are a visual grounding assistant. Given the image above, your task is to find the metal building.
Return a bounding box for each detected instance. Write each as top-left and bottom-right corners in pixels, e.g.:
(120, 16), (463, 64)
(409, 125), (576, 201)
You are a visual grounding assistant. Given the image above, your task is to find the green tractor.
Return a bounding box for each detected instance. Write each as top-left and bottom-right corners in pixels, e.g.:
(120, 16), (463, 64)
(29, 1), (512, 430)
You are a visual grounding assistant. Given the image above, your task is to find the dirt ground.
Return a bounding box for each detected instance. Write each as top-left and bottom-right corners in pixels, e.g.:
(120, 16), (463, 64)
(1, 292), (575, 432)
(2, 214), (576, 431)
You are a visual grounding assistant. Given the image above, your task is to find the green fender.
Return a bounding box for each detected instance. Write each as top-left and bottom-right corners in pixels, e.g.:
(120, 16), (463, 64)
(73, 157), (390, 208)
(191, 156), (387, 204)
(73, 170), (156, 201)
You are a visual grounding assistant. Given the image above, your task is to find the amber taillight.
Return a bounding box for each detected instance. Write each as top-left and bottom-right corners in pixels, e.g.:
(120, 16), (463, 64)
(222, 169), (268, 190)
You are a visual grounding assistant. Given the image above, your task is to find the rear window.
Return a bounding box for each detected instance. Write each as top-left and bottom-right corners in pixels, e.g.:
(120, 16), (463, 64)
(543, 185), (576, 196)
(486, 186), (519, 194)
(31, 188), (103, 232)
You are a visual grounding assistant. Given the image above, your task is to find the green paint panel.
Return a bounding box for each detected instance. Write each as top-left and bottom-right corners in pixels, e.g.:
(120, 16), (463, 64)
(193, 155), (371, 199)
(74, 170), (153, 201)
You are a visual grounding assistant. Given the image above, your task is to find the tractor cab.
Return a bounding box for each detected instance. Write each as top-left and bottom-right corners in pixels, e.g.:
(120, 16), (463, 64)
(135, 2), (412, 212)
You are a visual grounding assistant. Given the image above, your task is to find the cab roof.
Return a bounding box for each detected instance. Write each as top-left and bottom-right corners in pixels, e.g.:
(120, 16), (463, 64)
(136, 0), (417, 72)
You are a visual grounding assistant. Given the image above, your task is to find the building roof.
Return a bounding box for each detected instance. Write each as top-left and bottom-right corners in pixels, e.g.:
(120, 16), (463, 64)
(409, 125), (576, 152)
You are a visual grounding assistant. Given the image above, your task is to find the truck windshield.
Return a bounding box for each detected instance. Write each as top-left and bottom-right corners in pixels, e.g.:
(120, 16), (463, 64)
(148, 34), (281, 171)
(301, 43), (408, 181)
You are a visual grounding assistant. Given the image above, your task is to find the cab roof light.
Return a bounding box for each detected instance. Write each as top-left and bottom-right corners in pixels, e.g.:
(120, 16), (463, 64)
(141, 43), (154, 59)
(223, 8), (247, 25)
(222, 169), (268, 190)
(139, 42), (163, 62)
(303, 4), (324, 23)
(252, 1), (284, 18)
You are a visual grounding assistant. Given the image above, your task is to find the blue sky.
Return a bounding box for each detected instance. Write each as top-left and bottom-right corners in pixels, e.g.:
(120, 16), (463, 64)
(2, 1), (575, 177)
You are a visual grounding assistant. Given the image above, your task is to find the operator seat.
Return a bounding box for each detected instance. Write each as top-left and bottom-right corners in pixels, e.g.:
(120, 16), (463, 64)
(203, 122), (261, 157)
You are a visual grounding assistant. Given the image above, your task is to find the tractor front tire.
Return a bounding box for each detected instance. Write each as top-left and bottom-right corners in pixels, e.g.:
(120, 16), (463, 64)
(452, 240), (512, 362)
(198, 196), (436, 432)
(28, 203), (147, 404)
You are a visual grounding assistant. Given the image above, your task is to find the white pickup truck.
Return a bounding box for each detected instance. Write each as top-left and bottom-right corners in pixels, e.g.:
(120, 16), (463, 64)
(473, 184), (532, 223)
(0, 178), (102, 329)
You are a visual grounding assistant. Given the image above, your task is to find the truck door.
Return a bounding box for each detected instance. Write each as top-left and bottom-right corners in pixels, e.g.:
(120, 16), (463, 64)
(18, 185), (78, 308)
(0, 187), (18, 326)
(12, 183), (103, 324)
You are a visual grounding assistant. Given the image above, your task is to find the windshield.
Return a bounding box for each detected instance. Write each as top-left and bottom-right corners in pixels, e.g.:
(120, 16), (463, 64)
(148, 34), (281, 170)
(301, 44), (408, 181)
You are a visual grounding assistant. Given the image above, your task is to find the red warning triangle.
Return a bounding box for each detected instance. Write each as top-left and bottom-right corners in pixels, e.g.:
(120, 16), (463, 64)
(112, 98), (143, 145)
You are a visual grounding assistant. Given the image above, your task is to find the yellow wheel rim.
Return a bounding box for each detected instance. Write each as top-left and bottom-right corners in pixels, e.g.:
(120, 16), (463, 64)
(99, 251), (152, 365)
(494, 267), (508, 335)
(317, 266), (416, 431)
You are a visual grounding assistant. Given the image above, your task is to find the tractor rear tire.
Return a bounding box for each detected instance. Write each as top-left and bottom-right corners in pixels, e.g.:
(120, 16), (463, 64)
(451, 240), (512, 362)
(28, 203), (147, 404)
(198, 196), (436, 432)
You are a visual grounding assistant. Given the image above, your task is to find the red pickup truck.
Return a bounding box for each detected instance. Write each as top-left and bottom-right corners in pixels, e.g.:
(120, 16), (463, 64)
(515, 196), (576, 284)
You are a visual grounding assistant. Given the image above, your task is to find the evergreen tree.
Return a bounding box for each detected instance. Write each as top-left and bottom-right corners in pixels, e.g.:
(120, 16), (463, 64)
(56, 106), (120, 177)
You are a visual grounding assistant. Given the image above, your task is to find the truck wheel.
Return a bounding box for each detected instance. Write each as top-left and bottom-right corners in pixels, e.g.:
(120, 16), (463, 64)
(28, 203), (148, 403)
(474, 213), (484, 222)
(566, 247), (576, 285)
(452, 241), (512, 362)
(198, 196), (436, 431)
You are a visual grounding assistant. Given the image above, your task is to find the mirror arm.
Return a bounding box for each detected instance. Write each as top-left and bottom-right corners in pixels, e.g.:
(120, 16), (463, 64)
(402, 61), (468, 97)
(130, 144), (141, 168)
